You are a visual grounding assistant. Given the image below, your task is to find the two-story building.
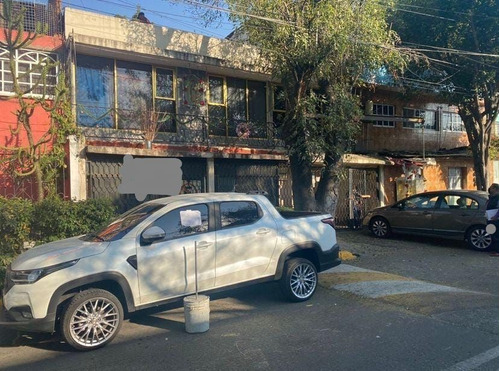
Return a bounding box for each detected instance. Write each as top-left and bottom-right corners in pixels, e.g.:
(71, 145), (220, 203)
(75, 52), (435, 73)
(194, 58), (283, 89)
(0, 0), (65, 200)
(63, 7), (290, 211)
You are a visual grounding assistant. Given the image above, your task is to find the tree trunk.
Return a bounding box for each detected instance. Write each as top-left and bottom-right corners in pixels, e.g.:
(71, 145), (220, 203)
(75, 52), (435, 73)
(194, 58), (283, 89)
(35, 165), (44, 201)
(289, 152), (316, 211)
(314, 154), (341, 216)
(459, 97), (494, 191)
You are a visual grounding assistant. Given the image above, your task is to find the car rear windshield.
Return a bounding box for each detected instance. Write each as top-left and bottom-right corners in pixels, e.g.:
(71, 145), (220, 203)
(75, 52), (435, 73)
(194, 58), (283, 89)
(82, 203), (164, 242)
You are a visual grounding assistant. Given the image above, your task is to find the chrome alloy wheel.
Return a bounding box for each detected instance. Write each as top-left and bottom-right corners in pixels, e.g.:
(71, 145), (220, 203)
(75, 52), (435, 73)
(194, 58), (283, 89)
(69, 297), (120, 348)
(371, 219), (388, 237)
(290, 263), (317, 299)
(469, 228), (492, 250)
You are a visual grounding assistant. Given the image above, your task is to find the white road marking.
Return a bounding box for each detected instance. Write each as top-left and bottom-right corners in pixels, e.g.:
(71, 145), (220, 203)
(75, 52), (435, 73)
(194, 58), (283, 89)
(323, 265), (377, 273)
(443, 346), (499, 371)
(332, 280), (466, 298)
(322, 265), (488, 298)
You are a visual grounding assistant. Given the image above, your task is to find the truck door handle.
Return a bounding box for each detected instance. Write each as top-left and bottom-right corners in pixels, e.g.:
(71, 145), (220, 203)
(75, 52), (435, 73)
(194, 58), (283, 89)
(256, 228), (271, 235)
(196, 241), (213, 250)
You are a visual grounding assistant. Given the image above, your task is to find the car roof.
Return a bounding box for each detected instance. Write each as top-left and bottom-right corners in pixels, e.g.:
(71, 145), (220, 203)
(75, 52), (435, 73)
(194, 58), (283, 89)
(141, 192), (262, 206)
(402, 190), (488, 200)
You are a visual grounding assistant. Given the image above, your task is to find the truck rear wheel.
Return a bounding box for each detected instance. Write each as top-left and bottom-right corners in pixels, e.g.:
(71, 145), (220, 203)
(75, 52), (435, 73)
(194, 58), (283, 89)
(281, 258), (318, 302)
(60, 289), (123, 351)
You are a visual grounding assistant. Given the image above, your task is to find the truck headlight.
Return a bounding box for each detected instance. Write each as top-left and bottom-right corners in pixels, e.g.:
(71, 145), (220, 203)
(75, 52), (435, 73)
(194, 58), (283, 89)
(8, 260), (79, 285)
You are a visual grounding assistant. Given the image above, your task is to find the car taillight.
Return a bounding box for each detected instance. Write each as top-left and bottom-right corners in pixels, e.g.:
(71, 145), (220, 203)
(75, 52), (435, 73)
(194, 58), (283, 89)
(321, 217), (335, 229)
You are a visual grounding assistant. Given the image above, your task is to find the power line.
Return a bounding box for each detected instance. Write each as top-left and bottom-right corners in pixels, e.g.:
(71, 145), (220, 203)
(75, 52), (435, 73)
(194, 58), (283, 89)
(401, 41), (499, 58)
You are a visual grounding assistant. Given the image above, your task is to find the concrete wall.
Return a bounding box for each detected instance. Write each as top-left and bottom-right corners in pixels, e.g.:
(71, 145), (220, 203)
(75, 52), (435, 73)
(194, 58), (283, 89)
(64, 8), (266, 79)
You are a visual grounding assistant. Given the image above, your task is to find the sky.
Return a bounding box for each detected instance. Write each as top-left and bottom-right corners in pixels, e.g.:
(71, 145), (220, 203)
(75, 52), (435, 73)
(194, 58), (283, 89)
(60, 0), (235, 39)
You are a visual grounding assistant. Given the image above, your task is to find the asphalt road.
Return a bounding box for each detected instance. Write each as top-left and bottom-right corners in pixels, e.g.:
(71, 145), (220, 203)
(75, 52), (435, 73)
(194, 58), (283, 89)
(0, 230), (498, 371)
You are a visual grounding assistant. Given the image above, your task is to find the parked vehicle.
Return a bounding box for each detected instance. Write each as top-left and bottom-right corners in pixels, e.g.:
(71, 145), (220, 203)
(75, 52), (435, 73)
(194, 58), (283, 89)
(362, 190), (492, 251)
(1, 193), (340, 351)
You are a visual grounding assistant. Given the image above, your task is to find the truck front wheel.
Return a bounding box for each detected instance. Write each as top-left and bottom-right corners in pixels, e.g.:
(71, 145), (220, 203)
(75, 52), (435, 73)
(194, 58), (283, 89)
(60, 288), (123, 351)
(281, 258), (318, 302)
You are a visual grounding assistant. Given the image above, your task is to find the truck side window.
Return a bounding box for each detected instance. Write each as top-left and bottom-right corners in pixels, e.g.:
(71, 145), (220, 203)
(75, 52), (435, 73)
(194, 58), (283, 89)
(220, 201), (260, 229)
(152, 204), (209, 241)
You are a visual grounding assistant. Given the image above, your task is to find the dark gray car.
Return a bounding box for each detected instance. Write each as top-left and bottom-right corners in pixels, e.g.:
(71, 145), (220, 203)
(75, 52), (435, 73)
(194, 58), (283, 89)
(362, 190), (492, 251)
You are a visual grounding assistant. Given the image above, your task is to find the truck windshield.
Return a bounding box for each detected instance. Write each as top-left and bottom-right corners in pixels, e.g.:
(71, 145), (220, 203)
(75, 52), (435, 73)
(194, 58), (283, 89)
(82, 203), (164, 242)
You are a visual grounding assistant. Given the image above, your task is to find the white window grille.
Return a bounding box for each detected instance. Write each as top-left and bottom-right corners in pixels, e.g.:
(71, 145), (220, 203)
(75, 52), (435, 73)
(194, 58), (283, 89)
(372, 103), (395, 127)
(0, 47), (58, 97)
(403, 108), (437, 130)
(442, 111), (465, 132)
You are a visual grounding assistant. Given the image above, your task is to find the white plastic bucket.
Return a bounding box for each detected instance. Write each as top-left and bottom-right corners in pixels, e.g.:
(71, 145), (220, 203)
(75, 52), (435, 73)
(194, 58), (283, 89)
(183, 295), (210, 333)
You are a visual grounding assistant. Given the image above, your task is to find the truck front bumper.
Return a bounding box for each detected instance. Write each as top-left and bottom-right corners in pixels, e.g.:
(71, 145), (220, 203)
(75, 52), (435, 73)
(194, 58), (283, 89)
(1, 290), (55, 333)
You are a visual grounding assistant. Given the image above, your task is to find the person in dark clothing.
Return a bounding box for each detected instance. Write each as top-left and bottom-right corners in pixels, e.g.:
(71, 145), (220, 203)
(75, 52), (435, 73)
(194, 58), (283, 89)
(486, 183), (499, 250)
(137, 12), (151, 24)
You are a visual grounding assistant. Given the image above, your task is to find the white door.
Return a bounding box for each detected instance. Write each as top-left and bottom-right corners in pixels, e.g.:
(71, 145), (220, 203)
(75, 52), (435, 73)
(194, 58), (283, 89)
(215, 201), (278, 286)
(137, 203), (215, 304)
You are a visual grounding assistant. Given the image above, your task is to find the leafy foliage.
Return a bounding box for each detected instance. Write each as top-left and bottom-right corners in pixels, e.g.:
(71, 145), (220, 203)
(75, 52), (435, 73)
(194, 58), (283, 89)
(0, 197), (117, 290)
(219, 0), (404, 210)
(0, 197), (33, 255)
(31, 197), (117, 243)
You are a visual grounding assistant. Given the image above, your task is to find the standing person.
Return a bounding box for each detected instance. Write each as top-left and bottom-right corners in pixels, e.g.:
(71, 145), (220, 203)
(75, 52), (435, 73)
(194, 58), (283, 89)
(486, 183), (499, 253)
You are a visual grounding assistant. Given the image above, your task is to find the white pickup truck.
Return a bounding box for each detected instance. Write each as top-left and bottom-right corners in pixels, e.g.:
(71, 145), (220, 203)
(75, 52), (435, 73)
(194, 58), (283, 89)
(1, 193), (340, 350)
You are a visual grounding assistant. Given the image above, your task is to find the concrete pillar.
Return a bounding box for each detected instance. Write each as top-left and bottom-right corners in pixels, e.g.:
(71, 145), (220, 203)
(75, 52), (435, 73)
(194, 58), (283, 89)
(378, 165), (385, 206)
(68, 135), (86, 200)
(207, 157), (215, 192)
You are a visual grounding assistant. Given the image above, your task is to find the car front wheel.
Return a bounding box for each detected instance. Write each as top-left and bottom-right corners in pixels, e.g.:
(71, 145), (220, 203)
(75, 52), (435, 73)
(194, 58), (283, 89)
(281, 258), (318, 302)
(370, 217), (390, 238)
(467, 226), (493, 251)
(61, 289), (123, 351)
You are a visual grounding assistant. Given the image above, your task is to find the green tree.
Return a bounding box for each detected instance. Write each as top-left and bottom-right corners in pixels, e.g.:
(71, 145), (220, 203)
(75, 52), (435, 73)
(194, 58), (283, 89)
(199, 0), (402, 212)
(390, 0), (499, 190)
(0, 0), (76, 200)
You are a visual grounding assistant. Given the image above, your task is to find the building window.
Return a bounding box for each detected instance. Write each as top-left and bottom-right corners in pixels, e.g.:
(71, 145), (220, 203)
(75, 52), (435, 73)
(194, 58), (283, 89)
(116, 60), (152, 130)
(403, 108), (437, 130)
(0, 48), (58, 97)
(208, 76), (226, 136)
(372, 103), (394, 127)
(155, 68), (176, 133)
(208, 76), (267, 138)
(76, 55), (115, 128)
(272, 85), (286, 130)
(442, 111), (465, 132)
(76, 55), (178, 131)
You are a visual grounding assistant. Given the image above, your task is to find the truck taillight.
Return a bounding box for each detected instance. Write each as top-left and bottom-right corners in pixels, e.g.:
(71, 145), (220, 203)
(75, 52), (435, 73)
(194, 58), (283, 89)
(321, 217), (335, 229)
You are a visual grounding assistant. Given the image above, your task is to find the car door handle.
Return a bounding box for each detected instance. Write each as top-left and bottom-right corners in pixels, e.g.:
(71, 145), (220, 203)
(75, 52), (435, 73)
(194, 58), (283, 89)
(423, 211), (432, 216)
(196, 241), (213, 250)
(256, 228), (271, 235)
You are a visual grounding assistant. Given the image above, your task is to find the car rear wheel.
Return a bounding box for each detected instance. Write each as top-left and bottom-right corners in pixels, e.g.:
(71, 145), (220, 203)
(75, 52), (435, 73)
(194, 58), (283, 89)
(467, 226), (493, 251)
(370, 217), (390, 238)
(281, 258), (318, 302)
(61, 289), (123, 351)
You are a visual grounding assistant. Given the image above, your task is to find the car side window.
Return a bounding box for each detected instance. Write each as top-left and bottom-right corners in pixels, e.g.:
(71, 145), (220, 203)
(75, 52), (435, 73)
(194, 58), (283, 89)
(220, 201), (261, 229)
(150, 204), (209, 241)
(404, 195), (438, 209)
(444, 195), (479, 210)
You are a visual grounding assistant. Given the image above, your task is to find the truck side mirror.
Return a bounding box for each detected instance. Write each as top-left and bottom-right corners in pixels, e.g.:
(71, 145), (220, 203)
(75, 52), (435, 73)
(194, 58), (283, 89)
(141, 226), (166, 244)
